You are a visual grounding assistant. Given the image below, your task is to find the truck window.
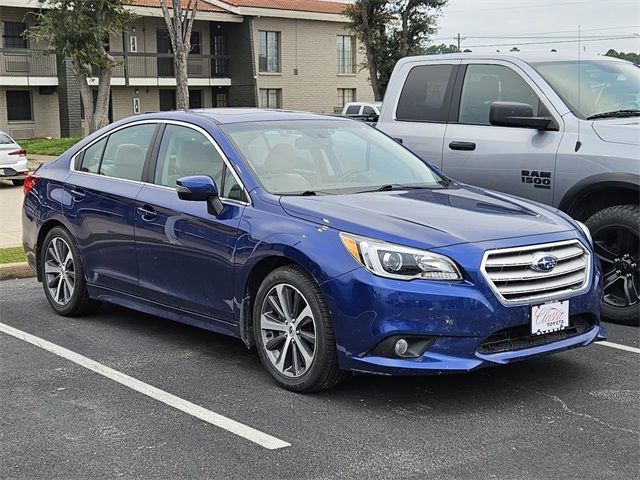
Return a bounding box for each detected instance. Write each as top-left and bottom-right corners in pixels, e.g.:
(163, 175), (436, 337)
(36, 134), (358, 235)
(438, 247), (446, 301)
(458, 64), (541, 125)
(396, 64), (456, 122)
(345, 105), (360, 115)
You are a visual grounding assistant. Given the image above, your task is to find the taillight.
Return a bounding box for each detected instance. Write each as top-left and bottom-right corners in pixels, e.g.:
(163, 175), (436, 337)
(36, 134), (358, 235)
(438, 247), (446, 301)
(23, 174), (39, 196)
(9, 149), (27, 157)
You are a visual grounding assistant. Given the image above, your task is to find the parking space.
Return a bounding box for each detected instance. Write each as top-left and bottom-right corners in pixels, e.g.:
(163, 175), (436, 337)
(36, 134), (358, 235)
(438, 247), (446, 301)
(1, 277), (639, 479)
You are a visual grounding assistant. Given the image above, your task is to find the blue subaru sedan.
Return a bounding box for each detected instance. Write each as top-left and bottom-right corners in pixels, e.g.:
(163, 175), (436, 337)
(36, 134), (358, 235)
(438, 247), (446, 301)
(22, 109), (606, 391)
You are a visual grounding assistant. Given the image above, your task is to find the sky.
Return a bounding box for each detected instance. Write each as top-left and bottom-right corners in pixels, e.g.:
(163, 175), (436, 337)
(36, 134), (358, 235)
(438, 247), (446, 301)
(433, 0), (640, 55)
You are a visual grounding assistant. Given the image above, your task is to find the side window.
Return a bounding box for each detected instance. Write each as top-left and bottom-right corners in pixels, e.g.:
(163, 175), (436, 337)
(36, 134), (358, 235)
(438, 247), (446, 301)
(99, 124), (156, 181)
(78, 137), (107, 173)
(222, 167), (243, 201)
(459, 64), (541, 125)
(345, 105), (360, 115)
(362, 106), (375, 115)
(396, 64), (456, 122)
(154, 124), (224, 189)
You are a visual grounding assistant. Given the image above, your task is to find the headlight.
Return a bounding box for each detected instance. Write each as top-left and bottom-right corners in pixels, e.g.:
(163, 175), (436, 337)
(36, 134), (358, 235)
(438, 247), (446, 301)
(340, 232), (462, 281)
(575, 221), (593, 247)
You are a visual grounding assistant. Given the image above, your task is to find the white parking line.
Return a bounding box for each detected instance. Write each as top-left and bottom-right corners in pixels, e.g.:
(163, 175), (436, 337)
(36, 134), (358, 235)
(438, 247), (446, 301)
(0, 321), (290, 450)
(596, 341), (640, 354)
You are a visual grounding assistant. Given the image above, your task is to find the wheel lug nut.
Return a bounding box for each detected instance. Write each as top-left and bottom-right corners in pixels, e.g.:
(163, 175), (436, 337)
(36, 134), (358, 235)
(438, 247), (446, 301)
(616, 270), (621, 274)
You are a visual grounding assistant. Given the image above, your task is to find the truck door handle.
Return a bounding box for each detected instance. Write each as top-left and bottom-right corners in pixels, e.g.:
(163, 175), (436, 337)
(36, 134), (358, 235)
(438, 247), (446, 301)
(137, 205), (157, 220)
(449, 141), (476, 151)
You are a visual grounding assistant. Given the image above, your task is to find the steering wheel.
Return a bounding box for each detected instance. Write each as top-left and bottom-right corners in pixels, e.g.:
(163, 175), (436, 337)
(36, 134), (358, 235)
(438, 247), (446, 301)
(336, 169), (373, 183)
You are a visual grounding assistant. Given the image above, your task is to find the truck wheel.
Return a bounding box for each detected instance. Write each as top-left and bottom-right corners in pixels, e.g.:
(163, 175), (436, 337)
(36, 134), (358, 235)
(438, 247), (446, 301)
(586, 205), (639, 326)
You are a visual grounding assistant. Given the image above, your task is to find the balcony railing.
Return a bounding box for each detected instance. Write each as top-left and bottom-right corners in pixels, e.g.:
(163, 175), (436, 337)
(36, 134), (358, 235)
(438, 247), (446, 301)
(0, 48), (57, 77)
(91, 52), (230, 79)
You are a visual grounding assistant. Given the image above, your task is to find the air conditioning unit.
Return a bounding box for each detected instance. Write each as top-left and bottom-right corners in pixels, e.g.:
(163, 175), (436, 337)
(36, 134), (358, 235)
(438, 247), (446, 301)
(187, 60), (204, 76)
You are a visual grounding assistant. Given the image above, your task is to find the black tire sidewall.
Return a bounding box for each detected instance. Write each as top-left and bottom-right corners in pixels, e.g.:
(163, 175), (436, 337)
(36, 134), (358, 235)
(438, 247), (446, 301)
(41, 227), (88, 316)
(252, 266), (335, 391)
(586, 205), (639, 325)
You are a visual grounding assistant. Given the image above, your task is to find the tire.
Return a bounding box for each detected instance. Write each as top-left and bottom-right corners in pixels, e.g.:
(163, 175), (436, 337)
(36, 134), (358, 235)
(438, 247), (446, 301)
(41, 226), (100, 316)
(12, 179), (25, 186)
(253, 265), (347, 392)
(586, 205), (639, 326)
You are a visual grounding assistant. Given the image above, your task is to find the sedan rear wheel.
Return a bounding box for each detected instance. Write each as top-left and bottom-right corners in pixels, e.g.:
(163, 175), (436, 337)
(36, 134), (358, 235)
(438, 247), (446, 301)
(41, 227), (100, 316)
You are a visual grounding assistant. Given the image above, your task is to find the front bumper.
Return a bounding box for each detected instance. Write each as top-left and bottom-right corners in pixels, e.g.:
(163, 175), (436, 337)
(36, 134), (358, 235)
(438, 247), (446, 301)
(321, 235), (604, 376)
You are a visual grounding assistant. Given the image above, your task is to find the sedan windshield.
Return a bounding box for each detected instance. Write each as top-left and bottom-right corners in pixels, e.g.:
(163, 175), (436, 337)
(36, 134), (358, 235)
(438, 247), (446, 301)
(221, 120), (444, 195)
(532, 60), (640, 119)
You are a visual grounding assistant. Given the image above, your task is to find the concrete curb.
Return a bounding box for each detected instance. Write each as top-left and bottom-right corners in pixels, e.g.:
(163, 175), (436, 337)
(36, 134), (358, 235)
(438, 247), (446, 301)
(0, 262), (36, 281)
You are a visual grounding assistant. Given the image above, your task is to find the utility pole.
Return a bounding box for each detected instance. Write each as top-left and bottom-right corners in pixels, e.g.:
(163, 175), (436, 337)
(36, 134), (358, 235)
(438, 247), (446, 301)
(457, 33), (461, 52)
(456, 33), (466, 52)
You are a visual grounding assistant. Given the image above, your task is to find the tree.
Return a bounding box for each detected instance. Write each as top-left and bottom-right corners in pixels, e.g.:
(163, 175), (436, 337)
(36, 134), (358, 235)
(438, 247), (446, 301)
(347, 0), (448, 100)
(30, 1), (134, 133)
(605, 49), (640, 64)
(159, 0), (200, 109)
(423, 43), (459, 55)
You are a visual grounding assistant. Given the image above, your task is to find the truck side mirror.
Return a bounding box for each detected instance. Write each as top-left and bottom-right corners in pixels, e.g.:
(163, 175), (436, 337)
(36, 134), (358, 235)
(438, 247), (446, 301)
(489, 101), (558, 131)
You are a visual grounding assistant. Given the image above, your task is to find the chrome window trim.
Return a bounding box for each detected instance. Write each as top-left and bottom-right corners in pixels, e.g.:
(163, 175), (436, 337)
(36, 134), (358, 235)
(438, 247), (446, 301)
(69, 118), (252, 206)
(480, 239), (592, 306)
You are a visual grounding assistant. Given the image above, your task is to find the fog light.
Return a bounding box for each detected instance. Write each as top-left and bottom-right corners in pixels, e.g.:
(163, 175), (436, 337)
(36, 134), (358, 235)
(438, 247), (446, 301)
(394, 338), (409, 356)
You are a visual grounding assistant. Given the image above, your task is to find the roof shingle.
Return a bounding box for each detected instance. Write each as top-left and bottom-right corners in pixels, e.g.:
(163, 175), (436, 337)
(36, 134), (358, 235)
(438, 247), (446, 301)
(213, 0), (349, 15)
(127, 1), (227, 13)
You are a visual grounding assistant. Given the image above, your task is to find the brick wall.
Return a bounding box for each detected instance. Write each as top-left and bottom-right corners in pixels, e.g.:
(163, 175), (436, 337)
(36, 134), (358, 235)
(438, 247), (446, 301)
(252, 17), (374, 113)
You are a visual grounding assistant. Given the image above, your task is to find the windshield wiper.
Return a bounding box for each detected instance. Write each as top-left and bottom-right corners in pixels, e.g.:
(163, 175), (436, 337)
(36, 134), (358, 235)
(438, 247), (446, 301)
(587, 109), (640, 120)
(358, 183), (440, 193)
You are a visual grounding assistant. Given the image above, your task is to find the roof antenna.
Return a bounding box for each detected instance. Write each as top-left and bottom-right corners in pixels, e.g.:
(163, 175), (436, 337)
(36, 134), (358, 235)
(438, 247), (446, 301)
(575, 24), (582, 152)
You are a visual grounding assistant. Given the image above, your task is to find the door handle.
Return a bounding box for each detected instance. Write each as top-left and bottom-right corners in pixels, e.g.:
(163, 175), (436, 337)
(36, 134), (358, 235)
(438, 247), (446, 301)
(69, 187), (86, 199)
(137, 205), (157, 220)
(448, 141), (476, 151)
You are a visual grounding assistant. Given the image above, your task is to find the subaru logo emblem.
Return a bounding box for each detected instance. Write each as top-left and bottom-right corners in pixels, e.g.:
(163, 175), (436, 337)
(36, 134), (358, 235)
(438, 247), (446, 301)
(532, 253), (557, 272)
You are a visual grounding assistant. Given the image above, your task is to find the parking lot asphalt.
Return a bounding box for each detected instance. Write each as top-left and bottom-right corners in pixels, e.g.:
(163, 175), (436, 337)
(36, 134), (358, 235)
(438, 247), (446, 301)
(1, 277), (639, 479)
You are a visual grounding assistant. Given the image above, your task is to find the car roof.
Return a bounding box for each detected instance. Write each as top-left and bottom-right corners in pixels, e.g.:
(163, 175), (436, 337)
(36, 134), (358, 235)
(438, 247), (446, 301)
(133, 108), (349, 125)
(398, 52), (628, 65)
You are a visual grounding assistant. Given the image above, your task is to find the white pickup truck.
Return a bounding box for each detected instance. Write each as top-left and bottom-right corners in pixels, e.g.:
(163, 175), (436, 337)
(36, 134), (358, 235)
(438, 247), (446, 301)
(377, 53), (639, 324)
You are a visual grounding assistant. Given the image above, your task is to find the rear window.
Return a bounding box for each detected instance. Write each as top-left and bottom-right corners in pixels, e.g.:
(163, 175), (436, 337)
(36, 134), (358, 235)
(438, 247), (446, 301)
(396, 64), (456, 122)
(345, 105), (360, 115)
(0, 133), (14, 144)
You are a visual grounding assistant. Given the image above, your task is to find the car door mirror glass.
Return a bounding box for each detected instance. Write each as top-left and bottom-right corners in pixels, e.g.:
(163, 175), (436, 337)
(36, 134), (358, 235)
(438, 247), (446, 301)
(176, 175), (224, 216)
(489, 101), (554, 130)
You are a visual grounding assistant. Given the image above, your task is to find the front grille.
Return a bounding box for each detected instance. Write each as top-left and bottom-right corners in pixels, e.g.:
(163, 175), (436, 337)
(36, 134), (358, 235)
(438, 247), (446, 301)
(482, 240), (590, 304)
(477, 314), (594, 354)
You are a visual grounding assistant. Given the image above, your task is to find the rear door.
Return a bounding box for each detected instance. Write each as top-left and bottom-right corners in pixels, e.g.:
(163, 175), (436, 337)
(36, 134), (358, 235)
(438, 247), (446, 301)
(134, 122), (246, 323)
(64, 122), (159, 294)
(441, 61), (563, 204)
(377, 59), (460, 168)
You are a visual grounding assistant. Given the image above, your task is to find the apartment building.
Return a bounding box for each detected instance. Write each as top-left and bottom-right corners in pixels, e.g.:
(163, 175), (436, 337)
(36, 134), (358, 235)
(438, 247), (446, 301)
(0, 0), (373, 139)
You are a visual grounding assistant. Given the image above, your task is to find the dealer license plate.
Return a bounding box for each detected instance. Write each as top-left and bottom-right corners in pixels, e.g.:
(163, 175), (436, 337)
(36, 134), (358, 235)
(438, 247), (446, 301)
(531, 300), (569, 335)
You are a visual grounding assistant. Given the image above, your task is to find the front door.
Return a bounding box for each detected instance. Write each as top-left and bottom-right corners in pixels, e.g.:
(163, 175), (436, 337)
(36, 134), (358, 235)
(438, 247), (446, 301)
(441, 62), (563, 204)
(64, 123), (158, 293)
(135, 123), (246, 323)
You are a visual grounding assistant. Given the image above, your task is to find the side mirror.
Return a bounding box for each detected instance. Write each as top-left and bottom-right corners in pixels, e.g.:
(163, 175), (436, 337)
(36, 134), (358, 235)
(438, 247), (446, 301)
(489, 101), (556, 130)
(176, 175), (224, 216)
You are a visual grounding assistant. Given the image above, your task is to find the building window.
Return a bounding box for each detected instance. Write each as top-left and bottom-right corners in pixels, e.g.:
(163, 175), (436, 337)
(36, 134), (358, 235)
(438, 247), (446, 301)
(337, 36), (355, 74)
(258, 31), (280, 73)
(190, 31), (201, 54)
(258, 89), (281, 108)
(2, 22), (27, 49)
(6, 90), (32, 121)
(337, 88), (356, 108)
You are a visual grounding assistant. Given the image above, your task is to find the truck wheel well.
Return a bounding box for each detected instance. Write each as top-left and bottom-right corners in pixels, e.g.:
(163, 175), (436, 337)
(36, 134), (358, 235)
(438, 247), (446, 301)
(564, 186), (639, 221)
(35, 220), (65, 281)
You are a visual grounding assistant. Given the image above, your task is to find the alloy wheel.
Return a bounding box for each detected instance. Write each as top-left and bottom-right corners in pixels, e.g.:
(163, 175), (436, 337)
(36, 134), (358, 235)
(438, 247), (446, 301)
(260, 283), (317, 378)
(592, 225), (640, 308)
(44, 237), (76, 306)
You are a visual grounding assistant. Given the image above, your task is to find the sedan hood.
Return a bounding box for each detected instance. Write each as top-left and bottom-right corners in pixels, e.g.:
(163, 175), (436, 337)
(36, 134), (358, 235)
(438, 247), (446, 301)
(280, 186), (575, 249)
(591, 118), (640, 146)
